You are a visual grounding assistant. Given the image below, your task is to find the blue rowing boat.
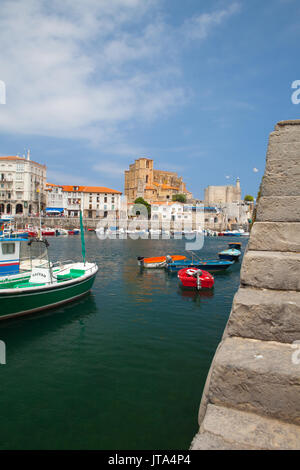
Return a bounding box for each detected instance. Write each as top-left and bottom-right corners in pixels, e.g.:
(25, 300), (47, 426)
(166, 259), (234, 273)
(218, 248), (241, 262)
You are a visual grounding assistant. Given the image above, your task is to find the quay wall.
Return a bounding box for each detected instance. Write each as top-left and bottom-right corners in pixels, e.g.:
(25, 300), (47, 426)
(190, 120), (300, 450)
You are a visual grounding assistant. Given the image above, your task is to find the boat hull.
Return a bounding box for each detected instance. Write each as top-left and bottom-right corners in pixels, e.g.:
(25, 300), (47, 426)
(218, 249), (241, 262)
(0, 271), (97, 320)
(138, 255), (186, 268)
(178, 268), (214, 289)
(167, 260), (233, 273)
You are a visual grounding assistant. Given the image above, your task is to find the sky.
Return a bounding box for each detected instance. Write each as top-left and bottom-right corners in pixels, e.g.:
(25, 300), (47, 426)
(0, 0), (299, 200)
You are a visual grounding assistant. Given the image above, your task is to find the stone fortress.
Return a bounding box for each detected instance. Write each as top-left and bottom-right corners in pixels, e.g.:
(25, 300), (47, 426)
(124, 158), (193, 204)
(204, 178), (241, 205)
(191, 120), (300, 450)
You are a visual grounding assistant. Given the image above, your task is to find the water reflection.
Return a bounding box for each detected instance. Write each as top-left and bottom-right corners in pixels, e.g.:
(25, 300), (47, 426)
(177, 287), (214, 303)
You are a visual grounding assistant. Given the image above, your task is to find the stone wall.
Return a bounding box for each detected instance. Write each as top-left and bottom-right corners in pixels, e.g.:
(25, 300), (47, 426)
(191, 120), (300, 450)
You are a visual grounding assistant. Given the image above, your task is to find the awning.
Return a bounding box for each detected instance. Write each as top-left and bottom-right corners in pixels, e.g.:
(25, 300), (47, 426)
(45, 207), (64, 213)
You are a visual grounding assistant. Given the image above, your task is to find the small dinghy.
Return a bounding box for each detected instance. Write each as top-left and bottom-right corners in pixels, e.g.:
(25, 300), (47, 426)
(218, 248), (241, 262)
(178, 268), (214, 290)
(137, 254), (186, 268)
(228, 242), (242, 250)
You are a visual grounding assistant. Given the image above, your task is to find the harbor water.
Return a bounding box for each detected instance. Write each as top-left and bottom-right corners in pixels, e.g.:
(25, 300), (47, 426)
(0, 234), (248, 449)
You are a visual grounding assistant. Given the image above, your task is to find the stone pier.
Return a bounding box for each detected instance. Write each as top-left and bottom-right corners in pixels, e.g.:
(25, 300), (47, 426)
(191, 120), (300, 450)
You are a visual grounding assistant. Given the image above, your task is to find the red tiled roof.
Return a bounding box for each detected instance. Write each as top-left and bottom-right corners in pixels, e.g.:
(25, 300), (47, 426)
(61, 185), (122, 194)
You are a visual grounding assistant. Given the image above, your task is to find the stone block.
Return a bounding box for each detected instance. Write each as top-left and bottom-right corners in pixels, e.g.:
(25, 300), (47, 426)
(240, 250), (300, 291)
(248, 222), (300, 252)
(224, 287), (300, 343)
(192, 404), (300, 450)
(256, 196), (300, 222)
(208, 337), (300, 424)
(261, 157), (300, 196)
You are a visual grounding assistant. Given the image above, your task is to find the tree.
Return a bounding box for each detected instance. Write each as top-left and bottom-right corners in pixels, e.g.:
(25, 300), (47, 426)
(134, 197), (151, 218)
(172, 194), (187, 203)
(244, 195), (254, 202)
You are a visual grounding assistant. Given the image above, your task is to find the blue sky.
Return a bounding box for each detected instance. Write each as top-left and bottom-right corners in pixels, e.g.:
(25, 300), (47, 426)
(0, 0), (299, 199)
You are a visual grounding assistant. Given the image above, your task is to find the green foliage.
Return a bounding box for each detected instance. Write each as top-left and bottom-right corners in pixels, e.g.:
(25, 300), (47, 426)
(134, 197), (151, 218)
(172, 194), (187, 203)
(244, 194), (254, 202)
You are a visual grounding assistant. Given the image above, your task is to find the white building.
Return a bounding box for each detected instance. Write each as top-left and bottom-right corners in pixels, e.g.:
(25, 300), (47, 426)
(151, 202), (194, 229)
(45, 184), (122, 218)
(0, 154), (46, 217)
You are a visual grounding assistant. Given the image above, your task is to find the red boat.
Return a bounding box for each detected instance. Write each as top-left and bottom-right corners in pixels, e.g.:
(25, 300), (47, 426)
(42, 228), (56, 236)
(27, 230), (38, 237)
(177, 268), (214, 290)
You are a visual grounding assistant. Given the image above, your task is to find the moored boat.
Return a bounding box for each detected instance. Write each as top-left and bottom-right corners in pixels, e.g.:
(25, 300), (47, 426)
(0, 258), (98, 320)
(68, 229), (80, 235)
(218, 248), (241, 261)
(0, 210), (98, 320)
(138, 254), (186, 268)
(178, 268), (214, 290)
(228, 242), (242, 250)
(166, 258), (234, 273)
(42, 228), (56, 237)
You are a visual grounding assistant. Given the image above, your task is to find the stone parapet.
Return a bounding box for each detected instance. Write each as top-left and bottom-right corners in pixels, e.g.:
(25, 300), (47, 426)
(191, 120), (300, 449)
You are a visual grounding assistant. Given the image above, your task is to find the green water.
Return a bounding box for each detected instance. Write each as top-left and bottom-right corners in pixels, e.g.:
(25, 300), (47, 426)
(0, 234), (247, 450)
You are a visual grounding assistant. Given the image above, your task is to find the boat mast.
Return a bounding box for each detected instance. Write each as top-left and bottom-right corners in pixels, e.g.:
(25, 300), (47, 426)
(80, 204), (86, 265)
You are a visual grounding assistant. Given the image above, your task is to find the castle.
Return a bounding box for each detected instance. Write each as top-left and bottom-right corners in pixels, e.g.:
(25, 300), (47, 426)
(204, 178), (241, 205)
(124, 158), (193, 203)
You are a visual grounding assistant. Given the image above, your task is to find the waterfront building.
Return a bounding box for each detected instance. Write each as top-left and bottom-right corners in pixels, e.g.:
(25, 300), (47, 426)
(203, 202), (252, 231)
(45, 184), (122, 218)
(125, 158), (193, 204)
(204, 178), (241, 205)
(0, 153), (46, 216)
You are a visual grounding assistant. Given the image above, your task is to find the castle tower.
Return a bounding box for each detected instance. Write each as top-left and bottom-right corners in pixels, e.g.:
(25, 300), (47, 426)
(236, 177), (241, 201)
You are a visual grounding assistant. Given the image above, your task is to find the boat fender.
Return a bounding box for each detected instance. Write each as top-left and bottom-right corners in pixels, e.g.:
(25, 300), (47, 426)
(186, 268), (201, 276)
(196, 271), (202, 290)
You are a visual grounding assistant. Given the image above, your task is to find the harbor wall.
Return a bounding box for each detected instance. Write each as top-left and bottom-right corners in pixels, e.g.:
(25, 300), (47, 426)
(190, 120), (300, 450)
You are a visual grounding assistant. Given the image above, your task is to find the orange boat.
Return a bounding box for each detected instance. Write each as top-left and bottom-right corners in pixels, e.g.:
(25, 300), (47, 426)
(137, 255), (186, 268)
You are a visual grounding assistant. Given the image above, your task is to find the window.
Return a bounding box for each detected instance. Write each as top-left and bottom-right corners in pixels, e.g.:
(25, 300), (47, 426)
(104, 196), (107, 203)
(146, 175), (148, 183)
(2, 243), (15, 255)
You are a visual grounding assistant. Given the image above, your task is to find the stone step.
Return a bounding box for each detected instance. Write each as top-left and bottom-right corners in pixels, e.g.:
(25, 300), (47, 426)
(207, 337), (300, 424)
(256, 196), (300, 222)
(191, 404), (300, 450)
(240, 250), (300, 291)
(224, 287), (300, 343)
(248, 222), (300, 252)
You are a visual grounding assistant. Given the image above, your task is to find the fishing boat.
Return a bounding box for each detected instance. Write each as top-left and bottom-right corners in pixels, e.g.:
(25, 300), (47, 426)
(55, 228), (68, 236)
(68, 229), (80, 235)
(218, 248), (241, 262)
(137, 254), (186, 268)
(0, 212), (98, 320)
(42, 228), (56, 237)
(178, 268), (214, 290)
(228, 242), (242, 250)
(166, 258), (234, 273)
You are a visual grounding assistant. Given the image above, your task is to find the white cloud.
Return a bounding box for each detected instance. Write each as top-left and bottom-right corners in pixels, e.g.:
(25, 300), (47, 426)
(253, 167), (259, 173)
(93, 162), (125, 177)
(0, 0), (241, 146)
(182, 2), (240, 41)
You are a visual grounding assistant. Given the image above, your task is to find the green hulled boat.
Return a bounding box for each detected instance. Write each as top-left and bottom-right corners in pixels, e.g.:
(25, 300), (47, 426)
(0, 259), (98, 320)
(0, 212), (98, 320)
